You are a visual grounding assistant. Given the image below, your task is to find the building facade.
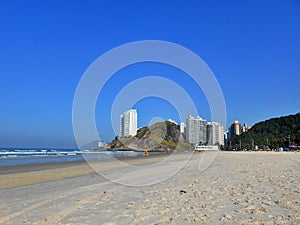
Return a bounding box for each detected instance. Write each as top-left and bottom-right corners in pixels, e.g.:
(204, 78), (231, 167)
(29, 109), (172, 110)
(186, 115), (207, 145)
(180, 122), (185, 134)
(120, 109), (138, 138)
(242, 123), (251, 133)
(229, 120), (241, 139)
(207, 122), (224, 146)
(224, 131), (229, 145)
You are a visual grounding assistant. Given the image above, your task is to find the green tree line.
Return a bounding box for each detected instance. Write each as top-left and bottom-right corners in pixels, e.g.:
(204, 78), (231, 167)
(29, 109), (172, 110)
(228, 113), (300, 150)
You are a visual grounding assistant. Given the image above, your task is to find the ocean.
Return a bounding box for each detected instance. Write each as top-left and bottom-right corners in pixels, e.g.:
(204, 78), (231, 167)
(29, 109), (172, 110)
(0, 148), (144, 166)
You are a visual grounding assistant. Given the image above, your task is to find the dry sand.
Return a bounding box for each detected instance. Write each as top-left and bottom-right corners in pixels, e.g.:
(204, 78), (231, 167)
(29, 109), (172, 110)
(0, 151), (300, 224)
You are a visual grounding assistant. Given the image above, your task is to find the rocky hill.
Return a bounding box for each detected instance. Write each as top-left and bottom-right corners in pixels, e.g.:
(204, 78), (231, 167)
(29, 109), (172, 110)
(109, 121), (193, 151)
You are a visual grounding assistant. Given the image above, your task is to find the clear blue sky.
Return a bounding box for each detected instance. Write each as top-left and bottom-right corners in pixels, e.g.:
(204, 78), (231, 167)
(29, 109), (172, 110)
(0, 0), (299, 148)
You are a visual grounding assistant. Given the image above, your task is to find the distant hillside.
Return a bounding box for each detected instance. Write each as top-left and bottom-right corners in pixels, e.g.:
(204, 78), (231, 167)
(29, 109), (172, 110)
(230, 113), (300, 149)
(109, 121), (193, 151)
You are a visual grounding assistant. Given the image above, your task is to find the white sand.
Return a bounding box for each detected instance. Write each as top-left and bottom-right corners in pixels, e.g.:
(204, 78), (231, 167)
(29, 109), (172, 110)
(1, 151), (300, 224)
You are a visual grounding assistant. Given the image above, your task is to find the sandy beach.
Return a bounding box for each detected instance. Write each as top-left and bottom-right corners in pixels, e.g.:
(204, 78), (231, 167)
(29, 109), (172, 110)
(1, 151), (300, 224)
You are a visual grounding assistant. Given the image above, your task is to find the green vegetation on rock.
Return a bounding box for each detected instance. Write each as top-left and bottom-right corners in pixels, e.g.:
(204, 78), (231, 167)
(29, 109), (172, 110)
(229, 113), (300, 150)
(108, 121), (193, 151)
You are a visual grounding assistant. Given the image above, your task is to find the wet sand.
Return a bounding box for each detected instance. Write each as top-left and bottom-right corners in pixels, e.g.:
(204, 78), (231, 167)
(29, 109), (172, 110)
(1, 152), (300, 224)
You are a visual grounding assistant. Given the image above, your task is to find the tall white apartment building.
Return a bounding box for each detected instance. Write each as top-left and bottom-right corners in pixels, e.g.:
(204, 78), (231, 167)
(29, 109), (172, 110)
(120, 109), (138, 138)
(186, 115), (207, 145)
(180, 122), (185, 134)
(207, 122), (225, 146)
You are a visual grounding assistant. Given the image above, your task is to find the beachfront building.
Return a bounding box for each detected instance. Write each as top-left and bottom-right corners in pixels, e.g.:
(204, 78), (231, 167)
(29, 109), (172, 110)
(186, 115), (207, 145)
(242, 123), (251, 133)
(120, 109), (138, 138)
(207, 122), (225, 146)
(224, 131), (229, 145)
(180, 122), (185, 134)
(229, 120), (241, 139)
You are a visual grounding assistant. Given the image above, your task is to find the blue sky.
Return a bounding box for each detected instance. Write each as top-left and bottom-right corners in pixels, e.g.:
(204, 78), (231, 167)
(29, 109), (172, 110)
(0, 0), (299, 148)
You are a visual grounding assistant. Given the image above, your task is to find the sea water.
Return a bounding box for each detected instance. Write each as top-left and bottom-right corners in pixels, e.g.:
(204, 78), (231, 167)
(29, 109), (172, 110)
(0, 148), (143, 166)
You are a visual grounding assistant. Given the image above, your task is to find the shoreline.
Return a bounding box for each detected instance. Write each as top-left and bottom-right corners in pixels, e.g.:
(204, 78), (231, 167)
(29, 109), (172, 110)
(0, 150), (299, 188)
(0, 152), (176, 189)
(0, 148), (169, 168)
(1, 150), (298, 175)
(1, 151), (300, 224)
(0, 159), (88, 175)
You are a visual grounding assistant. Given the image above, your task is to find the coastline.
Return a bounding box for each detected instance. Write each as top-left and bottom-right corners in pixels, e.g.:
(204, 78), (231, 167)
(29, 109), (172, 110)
(0, 160), (89, 175)
(0, 152), (174, 189)
(1, 151), (300, 224)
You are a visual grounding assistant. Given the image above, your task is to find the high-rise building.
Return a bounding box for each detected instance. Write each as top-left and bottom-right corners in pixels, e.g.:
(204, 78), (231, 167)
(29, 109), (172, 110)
(186, 115), (207, 145)
(224, 131), (229, 145)
(229, 120), (241, 139)
(207, 122), (224, 146)
(120, 109), (138, 138)
(180, 122), (185, 134)
(242, 123), (251, 133)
